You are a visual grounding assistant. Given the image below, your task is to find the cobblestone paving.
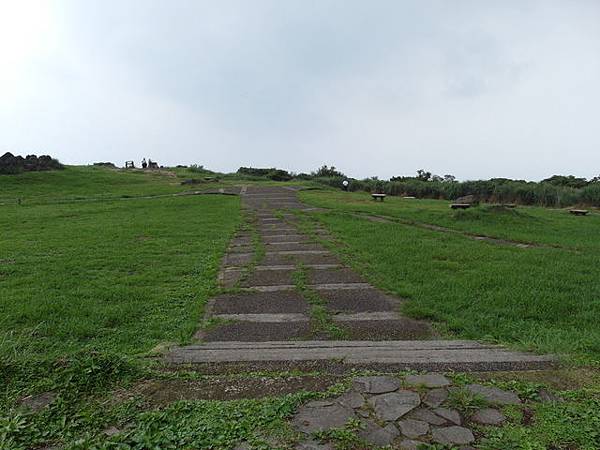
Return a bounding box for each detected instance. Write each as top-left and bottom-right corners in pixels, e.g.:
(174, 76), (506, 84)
(290, 374), (516, 449)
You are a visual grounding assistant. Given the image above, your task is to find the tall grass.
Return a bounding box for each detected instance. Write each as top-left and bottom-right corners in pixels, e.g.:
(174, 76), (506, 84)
(314, 176), (597, 207)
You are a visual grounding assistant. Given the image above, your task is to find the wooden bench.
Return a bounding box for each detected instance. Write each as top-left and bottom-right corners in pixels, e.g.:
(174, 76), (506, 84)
(371, 193), (386, 201)
(569, 209), (589, 216)
(450, 203), (471, 209)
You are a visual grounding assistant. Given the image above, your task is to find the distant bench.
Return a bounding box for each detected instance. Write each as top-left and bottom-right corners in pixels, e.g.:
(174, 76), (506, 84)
(450, 203), (471, 209)
(569, 209), (589, 216)
(371, 193), (386, 202)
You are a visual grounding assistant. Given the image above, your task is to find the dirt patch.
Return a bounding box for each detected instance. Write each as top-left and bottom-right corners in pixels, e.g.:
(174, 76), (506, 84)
(473, 368), (600, 391)
(136, 375), (340, 404)
(350, 212), (551, 250)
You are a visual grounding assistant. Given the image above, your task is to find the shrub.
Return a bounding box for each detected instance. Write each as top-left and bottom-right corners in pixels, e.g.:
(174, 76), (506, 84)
(0, 152), (63, 175)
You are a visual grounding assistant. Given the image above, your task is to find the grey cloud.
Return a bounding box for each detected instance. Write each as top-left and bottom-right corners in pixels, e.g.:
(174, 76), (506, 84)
(1, 0), (599, 180)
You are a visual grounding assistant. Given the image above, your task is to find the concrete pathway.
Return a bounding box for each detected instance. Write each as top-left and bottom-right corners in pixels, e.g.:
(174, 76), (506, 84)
(167, 186), (555, 371)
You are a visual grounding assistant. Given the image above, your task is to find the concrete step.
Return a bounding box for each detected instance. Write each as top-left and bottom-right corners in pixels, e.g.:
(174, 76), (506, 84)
(167, 340), (557, 372)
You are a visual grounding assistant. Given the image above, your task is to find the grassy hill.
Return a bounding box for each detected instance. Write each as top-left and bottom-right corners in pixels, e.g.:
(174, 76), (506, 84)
(1, 167), (599, 450)
(1, 166), (241, 362)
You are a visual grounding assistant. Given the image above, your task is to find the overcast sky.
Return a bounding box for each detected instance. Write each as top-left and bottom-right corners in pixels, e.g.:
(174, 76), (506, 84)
(1, 0), (599, 180)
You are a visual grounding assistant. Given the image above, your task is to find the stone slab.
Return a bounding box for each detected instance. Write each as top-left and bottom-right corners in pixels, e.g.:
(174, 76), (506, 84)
(332, 312), (400, 321)
(264, 242), (326, 251)
(292, 402), (355, 433)
(336, 319), (433, 340)
(202, 322), (311, 342)
(230, 237), (252, 246)
(318, 288), (396, 313)
(368, 391), (421, 421)
(212, 313), (309, 323)
(223, 253), (254, 267)
(212, 291), (309, 314)
(262, 234), (309, 243)
(219, 270), (244, 288)
(353, 376), (401, 394)
(241, 269), (295, 287)
(258, 228), (300, 236)
(262, 252), (339, 266)
(466, 384), (521, 405)
(431, 426), (475, 445)
(308, 268), (365, 285)
(471, 407), (506, 425)
(227, 245), (255, 254)
(167, 340), (556, 372)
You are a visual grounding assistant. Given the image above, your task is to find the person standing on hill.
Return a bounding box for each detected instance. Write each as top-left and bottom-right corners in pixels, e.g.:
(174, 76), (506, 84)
(141, 158), (147, 169)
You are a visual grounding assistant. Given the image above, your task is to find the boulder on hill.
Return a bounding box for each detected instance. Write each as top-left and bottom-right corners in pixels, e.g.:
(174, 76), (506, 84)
(454, 194), (478, 205)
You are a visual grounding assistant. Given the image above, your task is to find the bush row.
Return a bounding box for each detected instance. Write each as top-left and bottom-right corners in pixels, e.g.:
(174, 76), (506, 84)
(315, 176), (600, 207)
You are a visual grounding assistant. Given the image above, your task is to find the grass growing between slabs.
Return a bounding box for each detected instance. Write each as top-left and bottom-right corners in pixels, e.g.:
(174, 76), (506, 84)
(297, 191), (600, 364)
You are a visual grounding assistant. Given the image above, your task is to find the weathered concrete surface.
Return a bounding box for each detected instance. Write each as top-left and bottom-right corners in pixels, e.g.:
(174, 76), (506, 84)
(262, 252), (340, 266)
(308, 268), (365, 285)
(212, 291), (309, 314)
(318, 288), (396, 313)
(241, 269), (295, 287)
(336, 319), (433, 340)
(167, 340), (556, 371)
(201, 323), (311, 342)
(263, 242), (327, 252)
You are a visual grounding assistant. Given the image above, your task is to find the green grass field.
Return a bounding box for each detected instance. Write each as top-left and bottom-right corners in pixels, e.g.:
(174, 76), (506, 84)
(1, 169), (599, 449)
(1, 167), (241, 361)
(299, 190), (600, 364)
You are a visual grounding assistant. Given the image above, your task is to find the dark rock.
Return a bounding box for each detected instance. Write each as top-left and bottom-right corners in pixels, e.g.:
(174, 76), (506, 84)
(18, 391), (56, 412)
(538, 389), (562, 403)
(295, 440), (334, 450)
(455, 195), (477, 205)
(353, 376), (401, 394)
(399, 439), (424, 450)
(466, 384), (521, 405)
(433, 407), (462, 425)
(103, 426), (121, 436)
(397, 419), (429, 438)
(431, 426), (475, 445)
(471, 408), (506, 425)
(405, 373), (451, 388)
(292, 402), (355, 433)
(359, 420), (399, 447)
(368, 391), (421, 421)
(336, 391), (365, 409)
(408, 407), (447, 425)
(424, 388), (449, 407)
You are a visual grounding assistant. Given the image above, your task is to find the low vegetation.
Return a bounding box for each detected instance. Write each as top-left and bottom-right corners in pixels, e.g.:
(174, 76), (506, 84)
(2, 165), (599, 449)
(299, 190), (600, 364)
